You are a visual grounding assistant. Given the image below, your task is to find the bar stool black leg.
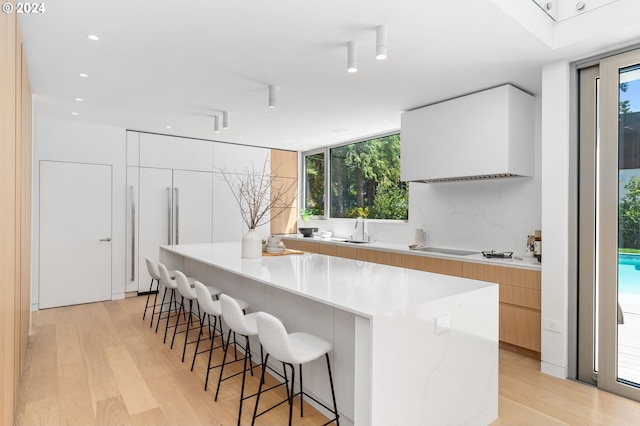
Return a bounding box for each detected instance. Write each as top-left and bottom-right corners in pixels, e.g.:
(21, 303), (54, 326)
(251, 353), (270, 426)
(288, 363), (295, 426)
(154, 287), (168, 332)
(142, 277), (155, 320)
(215, 329), (234, 401)
(149, 284), (159, 327)
(299, 364), (304, 416)
(326, 353), (340, 425)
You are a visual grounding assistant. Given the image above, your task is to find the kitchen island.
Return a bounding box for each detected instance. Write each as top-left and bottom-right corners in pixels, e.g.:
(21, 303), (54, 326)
(160, 242), (498, 426)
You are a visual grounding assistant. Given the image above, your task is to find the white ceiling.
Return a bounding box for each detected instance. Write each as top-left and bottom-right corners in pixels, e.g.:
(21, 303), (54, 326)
(17, 0), (640, 151)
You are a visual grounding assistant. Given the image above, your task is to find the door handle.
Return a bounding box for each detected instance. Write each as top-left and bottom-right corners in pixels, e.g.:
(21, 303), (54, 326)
(174, 187), (179, 245)
(130, 185), (136, 281)
(167, 187), (172, 245)
(100, 238), (112, 242)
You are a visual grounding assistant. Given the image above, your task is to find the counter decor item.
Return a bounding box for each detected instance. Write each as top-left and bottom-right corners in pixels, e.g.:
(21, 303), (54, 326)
(217, 155), (297, 259)
(298, 227), (318, 237)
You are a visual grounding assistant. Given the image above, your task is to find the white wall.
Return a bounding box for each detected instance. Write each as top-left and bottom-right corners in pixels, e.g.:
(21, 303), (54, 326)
(32, 113), (127, 308)
(540, 60), (571, 378)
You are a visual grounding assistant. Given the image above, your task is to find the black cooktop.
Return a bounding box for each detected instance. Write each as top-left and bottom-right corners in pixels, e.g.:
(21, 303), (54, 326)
(482, 251), (513, 259)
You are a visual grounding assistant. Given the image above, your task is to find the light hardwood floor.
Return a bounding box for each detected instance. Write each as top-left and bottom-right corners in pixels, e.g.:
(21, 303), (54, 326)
(14, 296), (640, 425)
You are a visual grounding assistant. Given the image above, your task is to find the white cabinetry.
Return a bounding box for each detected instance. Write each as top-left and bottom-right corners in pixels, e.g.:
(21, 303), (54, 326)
(126, 131), (271, 292)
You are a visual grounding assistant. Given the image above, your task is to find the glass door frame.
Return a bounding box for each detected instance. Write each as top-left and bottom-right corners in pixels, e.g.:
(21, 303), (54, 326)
(579, 48), (640, 401)
(598, 49), (640, 400)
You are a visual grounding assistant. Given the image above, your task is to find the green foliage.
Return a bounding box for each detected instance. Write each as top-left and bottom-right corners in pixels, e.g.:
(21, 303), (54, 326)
(300, 208), (313, 222)
(619, 176), (640, 248)
(328, 134), (408, 220)
(304, 153), (325, 215)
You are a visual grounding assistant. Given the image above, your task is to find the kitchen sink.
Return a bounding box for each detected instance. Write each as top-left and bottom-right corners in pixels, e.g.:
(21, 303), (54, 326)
(412, 247), (479, 256)
(344, 240), (371, 244)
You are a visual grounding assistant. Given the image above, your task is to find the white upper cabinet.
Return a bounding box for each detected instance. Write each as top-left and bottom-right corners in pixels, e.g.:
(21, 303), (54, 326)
(126, 131), (140, 166)
(213, 142), (270, 173)
(139, 133), (213, 171)
(401, 84), (535, 183)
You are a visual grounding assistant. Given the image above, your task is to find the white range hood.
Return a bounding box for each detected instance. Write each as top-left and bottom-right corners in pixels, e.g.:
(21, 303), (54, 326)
(400, 84), (535, 183)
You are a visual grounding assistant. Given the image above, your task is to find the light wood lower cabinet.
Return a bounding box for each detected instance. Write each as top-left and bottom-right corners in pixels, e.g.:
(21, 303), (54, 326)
(462, 262), (541, 356)
(402, 254), (463, 276)
(358, 248), (403, 266)
(282, 238), (541, 357)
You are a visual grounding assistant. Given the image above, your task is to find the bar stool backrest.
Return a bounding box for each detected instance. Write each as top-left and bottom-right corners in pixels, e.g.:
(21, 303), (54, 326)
(158, 262), (176, 290)
(145, 257), (160, 280)
(194, 281), (218, 315)
(219, 294), (253, 336)
(175, 270), (196, 299)
(256, 312), (294, 364)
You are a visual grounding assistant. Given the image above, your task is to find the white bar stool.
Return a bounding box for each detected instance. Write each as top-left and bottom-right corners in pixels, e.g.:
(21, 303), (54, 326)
(192, 282), (249, 391)
(216, 294), (263, 426)
(154, 262), (181, 341)
(171, 271), (221, 362)
(252, 312), (339, 426)
(142, 257), (161, 324)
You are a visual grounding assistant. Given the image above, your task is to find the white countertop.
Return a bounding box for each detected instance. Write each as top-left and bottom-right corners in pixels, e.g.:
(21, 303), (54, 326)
(280, 234), (542, 271)
(161, 242), (496, 318)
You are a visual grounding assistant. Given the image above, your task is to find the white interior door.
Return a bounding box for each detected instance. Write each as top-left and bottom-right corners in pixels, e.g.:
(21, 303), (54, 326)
(138, 167), (173, 292)
(39, 161), (112, 309)
(173, 170), (213, 244)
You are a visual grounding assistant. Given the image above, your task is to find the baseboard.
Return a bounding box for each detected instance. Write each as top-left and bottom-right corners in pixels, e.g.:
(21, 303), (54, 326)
(499, 341), (541, 360)
(541, 361), (568, 379)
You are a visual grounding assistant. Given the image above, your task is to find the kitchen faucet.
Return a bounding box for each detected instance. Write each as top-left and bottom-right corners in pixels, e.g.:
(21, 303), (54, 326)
(354, 217), (365, 241)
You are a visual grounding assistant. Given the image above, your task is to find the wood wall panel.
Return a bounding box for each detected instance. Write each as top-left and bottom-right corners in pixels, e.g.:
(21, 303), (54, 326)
(1, 7), (32, 423)
(270, 149), (298, 235)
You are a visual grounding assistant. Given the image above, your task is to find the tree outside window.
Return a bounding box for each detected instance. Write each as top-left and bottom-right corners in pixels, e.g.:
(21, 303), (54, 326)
(321, 134), (407, 220)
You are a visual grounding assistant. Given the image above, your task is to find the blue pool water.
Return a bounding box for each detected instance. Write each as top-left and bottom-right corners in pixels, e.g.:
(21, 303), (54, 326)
(618, 254), (640, 295)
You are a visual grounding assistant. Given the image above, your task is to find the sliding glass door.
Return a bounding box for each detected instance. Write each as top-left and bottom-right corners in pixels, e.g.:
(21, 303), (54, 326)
(579, 49), (640, 401)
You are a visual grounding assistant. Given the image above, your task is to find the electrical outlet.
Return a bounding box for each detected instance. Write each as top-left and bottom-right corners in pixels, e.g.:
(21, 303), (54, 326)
(435, 314), (451, 334)
(543, 318), (562, 333)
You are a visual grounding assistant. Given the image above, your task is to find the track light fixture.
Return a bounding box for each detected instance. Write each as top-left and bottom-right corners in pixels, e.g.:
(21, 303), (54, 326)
(214, 116), (220, 133)
(376, 25), (387, 60)
(268, 85), (276, 108)
(222, 111), (229, 129)
(347, 41), (358, 73)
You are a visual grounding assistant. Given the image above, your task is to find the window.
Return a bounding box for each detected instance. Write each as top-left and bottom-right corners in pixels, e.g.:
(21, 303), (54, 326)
(304, 151), (325, 216)
(303, 133), (408, 220)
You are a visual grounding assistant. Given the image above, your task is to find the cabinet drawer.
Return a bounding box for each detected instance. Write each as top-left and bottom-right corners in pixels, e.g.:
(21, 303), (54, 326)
(402, 255), (462, 277)
(285, 239), (318, 253)
(500, 284), (540, 310)
(358, 249), (403, 267)
(317, 244), (358, 260)
(499, 304), (541, 352)
(498, 267), (540, 290)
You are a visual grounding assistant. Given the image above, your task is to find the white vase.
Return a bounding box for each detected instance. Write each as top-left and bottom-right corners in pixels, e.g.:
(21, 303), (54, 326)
(241, 228), (262, 259)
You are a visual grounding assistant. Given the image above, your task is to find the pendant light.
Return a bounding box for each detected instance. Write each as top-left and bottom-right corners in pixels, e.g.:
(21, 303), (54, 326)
(347, 41), (358, 73)
(376, 25), (387, 60)
(268, 85), (276, 108)
(222, 111), (229, 129)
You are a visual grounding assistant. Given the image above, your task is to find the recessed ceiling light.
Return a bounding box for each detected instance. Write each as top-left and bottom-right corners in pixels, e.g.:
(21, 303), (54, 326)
(71, 112), (79, 115)
(75, 98), (83, 102)
(166, 125), (172, 129)
(79, 73), (88, 78)
(239, 136), (244, 139)
(87, 34), (100, 41)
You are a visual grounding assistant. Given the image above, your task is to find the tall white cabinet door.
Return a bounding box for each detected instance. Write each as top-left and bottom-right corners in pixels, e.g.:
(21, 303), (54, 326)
(172, 170), (213, 244)
(138, 167), (173, 292)
(39, 161), (112, 309)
